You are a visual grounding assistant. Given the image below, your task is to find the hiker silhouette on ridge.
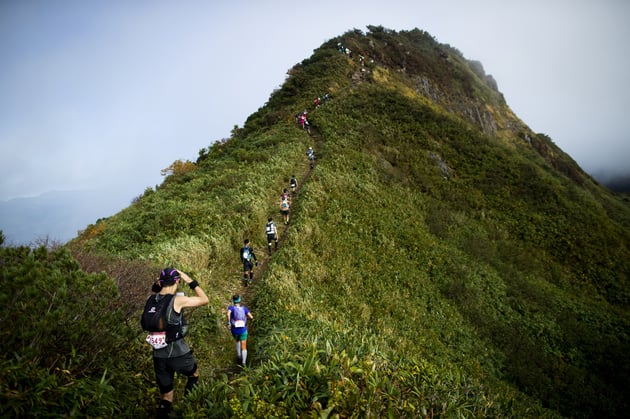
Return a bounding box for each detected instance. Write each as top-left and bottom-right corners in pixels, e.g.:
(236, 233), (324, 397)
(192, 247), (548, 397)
(290, 175), (297, 197)
(226, 294), (254, 367)
(298, 111), (310, 133)
(307, 146), (315, 168)
(265, 217), (278, 255)
(240, 239), (257, 286)
(141, 268), (209, 418)
(280, 189), (291, 225)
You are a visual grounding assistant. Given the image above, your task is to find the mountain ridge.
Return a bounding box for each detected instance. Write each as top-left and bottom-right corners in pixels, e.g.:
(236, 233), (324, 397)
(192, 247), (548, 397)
(74, 26), (630, 416)
(3, 26), (629, 417)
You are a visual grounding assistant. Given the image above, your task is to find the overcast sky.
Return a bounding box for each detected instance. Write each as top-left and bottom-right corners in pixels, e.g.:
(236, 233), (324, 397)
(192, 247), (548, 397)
(1, 0), (629, 205)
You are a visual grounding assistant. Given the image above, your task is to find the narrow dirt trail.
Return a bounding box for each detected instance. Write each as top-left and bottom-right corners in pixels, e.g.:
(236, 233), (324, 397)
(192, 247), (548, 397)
(240, 125), (323, 298)
(219, 125), (324, 374)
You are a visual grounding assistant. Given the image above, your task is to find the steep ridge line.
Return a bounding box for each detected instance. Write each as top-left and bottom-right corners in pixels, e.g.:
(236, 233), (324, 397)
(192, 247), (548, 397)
(209, 74), (341, 375)
(239, 111), (326, 297)
(213, 60), (426, 371)
(219, 124), (324, 374)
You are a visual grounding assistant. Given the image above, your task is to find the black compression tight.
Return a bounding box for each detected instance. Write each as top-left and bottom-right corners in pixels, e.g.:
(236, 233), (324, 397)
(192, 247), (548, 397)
(185, 376), (199, 395)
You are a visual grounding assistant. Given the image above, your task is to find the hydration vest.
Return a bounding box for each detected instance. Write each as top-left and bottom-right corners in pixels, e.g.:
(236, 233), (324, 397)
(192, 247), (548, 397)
(140, 294), (185, 343)
(242, 247), (251, 261)
(266, 222), (275, 234)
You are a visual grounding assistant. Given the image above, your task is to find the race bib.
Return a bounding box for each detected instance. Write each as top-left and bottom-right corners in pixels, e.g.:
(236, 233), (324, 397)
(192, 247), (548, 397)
(146, 332), (168, 349)
(234, 320), (245, 328)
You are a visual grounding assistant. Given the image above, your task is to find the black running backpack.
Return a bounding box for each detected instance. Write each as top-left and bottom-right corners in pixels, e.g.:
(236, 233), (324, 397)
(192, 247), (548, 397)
(140, 294), (185, 343)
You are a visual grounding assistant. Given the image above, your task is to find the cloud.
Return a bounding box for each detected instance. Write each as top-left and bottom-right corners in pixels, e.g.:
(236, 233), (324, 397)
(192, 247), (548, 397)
(1, 0), (629, 202)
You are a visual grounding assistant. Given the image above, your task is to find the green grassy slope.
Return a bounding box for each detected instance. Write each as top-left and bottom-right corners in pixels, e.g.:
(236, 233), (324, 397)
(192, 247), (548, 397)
(3, 27), (629, 418)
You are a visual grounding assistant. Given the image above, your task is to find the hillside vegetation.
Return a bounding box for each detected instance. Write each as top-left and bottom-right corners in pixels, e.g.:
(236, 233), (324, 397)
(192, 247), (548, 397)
(2, 26), (629, 418)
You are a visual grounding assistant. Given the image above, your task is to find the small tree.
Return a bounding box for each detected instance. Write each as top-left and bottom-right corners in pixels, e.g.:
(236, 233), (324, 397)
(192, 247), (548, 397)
(160, 159), (196, 177)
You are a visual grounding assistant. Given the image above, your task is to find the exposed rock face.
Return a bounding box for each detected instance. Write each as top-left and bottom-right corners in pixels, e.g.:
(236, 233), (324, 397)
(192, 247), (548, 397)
(415, 76), (499, 137)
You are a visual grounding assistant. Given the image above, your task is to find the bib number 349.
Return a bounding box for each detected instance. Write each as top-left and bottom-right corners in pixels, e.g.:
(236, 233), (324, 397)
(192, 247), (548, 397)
(146, 332), (168, 349)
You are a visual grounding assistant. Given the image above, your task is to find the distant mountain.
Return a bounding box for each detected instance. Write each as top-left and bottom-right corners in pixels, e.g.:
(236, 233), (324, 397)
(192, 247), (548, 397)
(593, 171), (630, 193)
(0, 189), (130, 245)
